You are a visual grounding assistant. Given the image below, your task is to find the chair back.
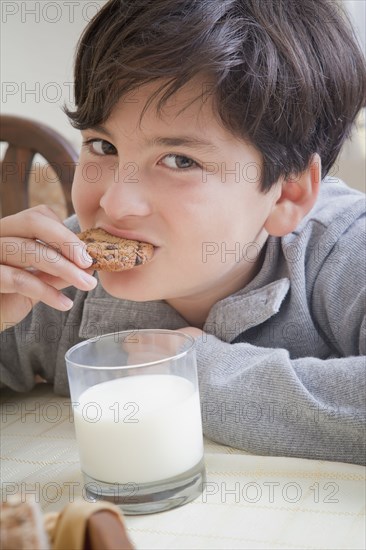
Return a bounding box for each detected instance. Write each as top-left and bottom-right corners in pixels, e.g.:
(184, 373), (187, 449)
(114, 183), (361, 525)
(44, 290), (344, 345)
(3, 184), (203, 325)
(0, 115), (78, 217)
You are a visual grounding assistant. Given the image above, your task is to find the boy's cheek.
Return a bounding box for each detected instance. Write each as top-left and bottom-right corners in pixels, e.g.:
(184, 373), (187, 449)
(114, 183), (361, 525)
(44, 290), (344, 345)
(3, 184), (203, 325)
(71, 167), (84, 207)
(72, 187), (88, 220)
(72, 176), (99, 219)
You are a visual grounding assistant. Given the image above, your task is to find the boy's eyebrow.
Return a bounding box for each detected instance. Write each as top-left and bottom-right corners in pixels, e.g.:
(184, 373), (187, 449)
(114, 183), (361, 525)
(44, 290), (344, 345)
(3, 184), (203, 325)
(87, 125), (219, 151)
(145, 136), (219, 152)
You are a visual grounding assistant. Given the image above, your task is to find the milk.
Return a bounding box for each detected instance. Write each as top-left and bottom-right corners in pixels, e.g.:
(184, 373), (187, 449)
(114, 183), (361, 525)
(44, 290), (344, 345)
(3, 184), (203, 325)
(73, 374), (204, 484)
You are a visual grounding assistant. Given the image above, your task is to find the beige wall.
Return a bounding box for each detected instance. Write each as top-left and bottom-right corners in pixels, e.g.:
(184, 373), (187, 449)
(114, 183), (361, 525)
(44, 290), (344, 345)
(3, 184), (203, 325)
(332, 112), (365, 193)
(336, 1), (366, 192)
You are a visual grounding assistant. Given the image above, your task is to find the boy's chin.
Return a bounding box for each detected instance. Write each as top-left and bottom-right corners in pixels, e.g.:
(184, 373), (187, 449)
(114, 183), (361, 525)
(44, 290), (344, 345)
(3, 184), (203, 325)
(96, 270), (161, 302)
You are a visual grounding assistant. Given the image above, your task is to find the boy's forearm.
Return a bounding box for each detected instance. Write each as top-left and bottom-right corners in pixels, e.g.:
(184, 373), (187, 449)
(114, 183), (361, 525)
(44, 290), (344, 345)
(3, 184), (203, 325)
(195, 334), (366, 466)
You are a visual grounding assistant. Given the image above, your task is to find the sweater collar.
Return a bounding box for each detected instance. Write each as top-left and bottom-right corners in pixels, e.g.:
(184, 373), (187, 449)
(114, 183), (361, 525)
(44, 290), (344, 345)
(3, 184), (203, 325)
(202, 278), (290, 342)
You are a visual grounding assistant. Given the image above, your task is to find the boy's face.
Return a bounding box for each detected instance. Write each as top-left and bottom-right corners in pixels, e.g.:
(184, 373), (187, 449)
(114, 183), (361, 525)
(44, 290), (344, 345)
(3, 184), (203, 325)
(72, 78), (281, 321)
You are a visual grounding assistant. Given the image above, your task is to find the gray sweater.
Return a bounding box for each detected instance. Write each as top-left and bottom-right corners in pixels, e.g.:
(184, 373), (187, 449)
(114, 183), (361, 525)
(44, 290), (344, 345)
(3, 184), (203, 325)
(1, 178), (365, 465)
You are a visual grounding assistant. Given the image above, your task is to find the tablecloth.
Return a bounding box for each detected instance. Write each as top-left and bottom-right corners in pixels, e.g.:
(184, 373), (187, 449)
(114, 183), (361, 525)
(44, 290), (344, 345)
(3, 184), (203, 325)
(1, 385), (365, 550)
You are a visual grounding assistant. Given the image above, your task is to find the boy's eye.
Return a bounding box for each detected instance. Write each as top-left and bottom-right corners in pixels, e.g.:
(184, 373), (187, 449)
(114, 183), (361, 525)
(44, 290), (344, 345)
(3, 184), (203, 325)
(160, 154), (199, 170)
(83, 139), (117, 156)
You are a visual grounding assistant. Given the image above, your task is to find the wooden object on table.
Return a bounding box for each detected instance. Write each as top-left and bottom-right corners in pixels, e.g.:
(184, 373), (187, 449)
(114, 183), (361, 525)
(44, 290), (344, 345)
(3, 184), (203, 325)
(0, 496), (134, 550)
(85, 510), (134, 550)
(48, 500), (135, 550)
(0, 115), (78, 218)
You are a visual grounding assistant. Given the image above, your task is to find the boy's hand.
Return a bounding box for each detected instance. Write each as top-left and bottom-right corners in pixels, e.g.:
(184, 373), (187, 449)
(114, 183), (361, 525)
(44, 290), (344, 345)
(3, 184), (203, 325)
(0, 205), (97, 331)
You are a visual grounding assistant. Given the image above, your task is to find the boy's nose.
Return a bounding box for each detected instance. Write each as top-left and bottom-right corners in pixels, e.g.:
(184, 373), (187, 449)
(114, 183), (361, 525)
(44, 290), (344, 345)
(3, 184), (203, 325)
(99, 171), (152, 220)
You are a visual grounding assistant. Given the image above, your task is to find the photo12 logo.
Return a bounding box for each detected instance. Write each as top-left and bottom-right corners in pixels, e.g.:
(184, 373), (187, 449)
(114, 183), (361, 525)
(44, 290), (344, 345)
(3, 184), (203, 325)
(1, 81), (74, 105)
(201, 480), (340, 505)
(1, 480), (139, 504)
(1, 2), (103, 24)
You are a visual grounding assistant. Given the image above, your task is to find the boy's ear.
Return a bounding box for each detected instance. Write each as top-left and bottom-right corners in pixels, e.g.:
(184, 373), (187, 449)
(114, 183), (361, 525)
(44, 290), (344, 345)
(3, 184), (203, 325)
(264, 154), (321, 237)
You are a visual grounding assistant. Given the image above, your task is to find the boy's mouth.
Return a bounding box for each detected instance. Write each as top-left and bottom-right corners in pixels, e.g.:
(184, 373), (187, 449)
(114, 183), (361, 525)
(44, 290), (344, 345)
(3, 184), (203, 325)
(97, 223), (159, 249)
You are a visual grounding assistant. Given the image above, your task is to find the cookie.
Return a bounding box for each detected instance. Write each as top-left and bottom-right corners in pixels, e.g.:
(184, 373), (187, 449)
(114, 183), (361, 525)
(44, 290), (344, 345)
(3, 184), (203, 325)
(78, 228), (154, 272)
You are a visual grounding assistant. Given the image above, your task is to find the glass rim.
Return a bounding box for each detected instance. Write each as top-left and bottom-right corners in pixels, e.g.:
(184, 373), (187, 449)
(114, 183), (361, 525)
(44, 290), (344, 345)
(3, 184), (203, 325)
(65, 328), (196, 370)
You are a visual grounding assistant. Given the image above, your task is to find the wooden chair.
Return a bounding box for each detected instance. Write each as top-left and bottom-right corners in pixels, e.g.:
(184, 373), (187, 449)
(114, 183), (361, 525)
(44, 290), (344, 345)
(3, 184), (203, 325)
(0, 115), (78, 218)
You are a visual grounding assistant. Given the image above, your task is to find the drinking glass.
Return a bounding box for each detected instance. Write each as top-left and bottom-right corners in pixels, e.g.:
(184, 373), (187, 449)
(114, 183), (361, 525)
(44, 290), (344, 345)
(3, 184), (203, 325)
(65, 329), (206, 515)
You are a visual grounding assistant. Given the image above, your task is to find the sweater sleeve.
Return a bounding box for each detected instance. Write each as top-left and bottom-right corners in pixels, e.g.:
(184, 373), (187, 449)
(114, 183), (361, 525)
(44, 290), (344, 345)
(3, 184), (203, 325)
(195, 335), (365, 465)
(0, 285), (81, 393)
(195, 212), (366, 466)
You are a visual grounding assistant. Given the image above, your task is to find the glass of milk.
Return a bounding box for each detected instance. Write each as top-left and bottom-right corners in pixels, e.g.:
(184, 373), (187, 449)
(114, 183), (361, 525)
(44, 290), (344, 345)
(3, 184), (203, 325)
(65, 329), (206, 515)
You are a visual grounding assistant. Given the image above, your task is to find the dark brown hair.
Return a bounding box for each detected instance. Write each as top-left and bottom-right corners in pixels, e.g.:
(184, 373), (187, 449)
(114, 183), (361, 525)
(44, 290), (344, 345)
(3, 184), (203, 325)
(65, 0), (366, 191)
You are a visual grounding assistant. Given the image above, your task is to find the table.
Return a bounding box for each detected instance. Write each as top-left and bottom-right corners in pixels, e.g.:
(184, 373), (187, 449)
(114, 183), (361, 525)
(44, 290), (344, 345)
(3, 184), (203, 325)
(1, 385), (365, 550)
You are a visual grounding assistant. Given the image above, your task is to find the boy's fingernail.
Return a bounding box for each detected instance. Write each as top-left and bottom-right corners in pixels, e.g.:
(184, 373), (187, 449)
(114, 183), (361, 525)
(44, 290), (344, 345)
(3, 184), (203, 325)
(60, 294), (73, 309)
(80, 272), (97, 287)
(79, 247), (94, 266)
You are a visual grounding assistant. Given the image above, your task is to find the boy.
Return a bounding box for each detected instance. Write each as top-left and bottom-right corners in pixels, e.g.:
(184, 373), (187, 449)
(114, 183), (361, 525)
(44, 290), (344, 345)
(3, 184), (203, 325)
(1, 0), (365, 465)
